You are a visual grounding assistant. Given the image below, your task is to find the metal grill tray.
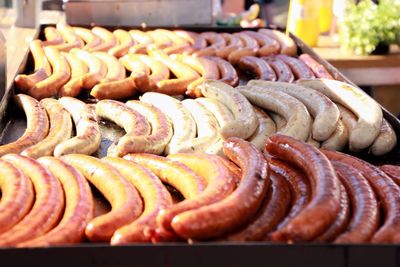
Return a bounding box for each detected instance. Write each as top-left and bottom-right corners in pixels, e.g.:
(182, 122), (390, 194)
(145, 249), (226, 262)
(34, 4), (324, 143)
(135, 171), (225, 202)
(0, 25), (399, 267)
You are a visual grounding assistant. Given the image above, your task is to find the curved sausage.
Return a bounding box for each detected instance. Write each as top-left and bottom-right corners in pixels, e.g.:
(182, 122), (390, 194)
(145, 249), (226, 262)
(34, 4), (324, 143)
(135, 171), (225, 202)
(207, 56), (239, 87)
(333, 161), (379, 243)
(61, 154), (143, 242)
(91, 27), (117, 52)
(42, 27), (64, 46)
(380, 165), (400, 186)
(262, 56), (295, 83)
(18, 157), (93, 247)
(323, 149), (400, 243)
(0, 94), (49, 156)
(267, 134), (341, 242)
(237, 56), (277, 81)
(258, 29), (297, 56)
(0, 155), (64, 246)
(299, 54), (333, 79)
(103, 157), (172, 244)
(242, 31), (280, 56)
(276, 54), (315, 80)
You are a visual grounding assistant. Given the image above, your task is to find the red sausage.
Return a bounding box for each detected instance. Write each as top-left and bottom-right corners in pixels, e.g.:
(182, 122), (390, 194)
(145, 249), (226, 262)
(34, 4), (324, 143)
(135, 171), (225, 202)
(266, 134), (341, 242)
(333, 161), (379, 243)
(299, 54), (333, 79)
(323, 150), (400, 243)
(380, 165), (400, 186)
(237, 56), (277, 81)
(275, 54), (315, 80)
(262, 56), (295, 83)
(226, 169), (291, 241)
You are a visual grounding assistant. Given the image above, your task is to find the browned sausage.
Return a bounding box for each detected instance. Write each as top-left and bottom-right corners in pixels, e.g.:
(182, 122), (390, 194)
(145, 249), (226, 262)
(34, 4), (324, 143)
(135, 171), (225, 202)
(380, 165), (400, 186)
(216, 33), (243, 59)
(169, 138), (269, 240)
(275, 54), (315, 80)
(299, 54), (333, 79)
(323, 150), (400, 243)
(207, 56), (239, 87)
(161, 153), (237, 234)
(333, 161), (380, 243)
(267, 134), (341, 242)
(241, 31), (280, 56)
(262, 56), (295, 83)
(226, 169), (290, 241)
(237, 56), (277, 81)
(267, 158), (310, 232)
(316, 182), (350, 242)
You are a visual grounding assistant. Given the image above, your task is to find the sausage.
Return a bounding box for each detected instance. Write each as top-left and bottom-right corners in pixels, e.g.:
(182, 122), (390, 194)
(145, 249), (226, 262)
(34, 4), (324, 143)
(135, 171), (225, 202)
(165, 153), (238, 238)
(267, 134), (341, 242)
(316, 183), (350, 242)
(128, 30), (154, 54)
(268, 158), (310, 232)
(0, 155), (64, 246)
(194, 32), (226, 57)
(27, 47), (71, 99)
(146, 30), (173, 49)
(202, 80), (259, 140)
(332, 161), (380, 243)
(297, 79), (383, 151)
(119, 54), (151, 76)
(58, 52), (88, 97)
(380, 165), (400, 186)
(103, 157), (172, 244)
(171, 99), (220, 154)
(228, 32), (258, 65)
(299, 54), (333, 79)
(119, 100), (173, 155)
(262, 56), (295, 83)
(247, 107), (276, 151)
(195, 97), (234, 129)
(155, 29), (190, 55)
(140, 92), (196, 154)
(42, 26), (64, 46)
(320, 119), (348, 151)
(238, 85), (311, 141)
(171, 55), (219, 98)
(109, 29), (134, 58)
(18, 157), (93, 247)
(207, 56), (239, 87)
(258, 29), (297, 56)
(216, 33), (243, 59)
(71, 49), (107, 89)
(132, 54), (170, 93)
(226, 169), (290, 241)
(95, 100), (151, 156)
(92, 52), (126, 83)
(124, 153), (208, 235)
(51, 23), (84, 52)
(61, 154), (143, 242)
(370, 119), (397, 156)
(0, 94), (49, 156)
(54, 97), (101, 157)
(322, 149), (400, 243)
(0, 159), (34, 235)
(241, 31), (280, 56)
(248, 80), (340, 141)
(15, 40), (52, 92)
(173, 30), (207, 54)
(306, 119), (321, 148)
(21, 98), (73, 158)
(275, 54), (315, 80)
(91, 26), (118, 52)
(90, 77), (137, 100)
(147, 48), (200, 95)
(237, 56), (277, 81)
(269, 112), (287, 131)
(73, 27), (103, 51)
(169, 138), (269, 239)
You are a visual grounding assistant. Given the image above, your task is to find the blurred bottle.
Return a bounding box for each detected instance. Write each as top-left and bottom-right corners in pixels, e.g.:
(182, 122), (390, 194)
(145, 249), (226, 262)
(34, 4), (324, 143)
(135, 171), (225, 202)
(286, 0), (319, 47)
(319, 0), (333, 34)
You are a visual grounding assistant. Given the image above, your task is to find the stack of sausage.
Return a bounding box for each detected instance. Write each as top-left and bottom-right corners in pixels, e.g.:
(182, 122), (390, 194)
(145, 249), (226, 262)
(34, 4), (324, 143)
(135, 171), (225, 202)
(14, 23), (329, 100)
(0, 135), (399, 248)
(1, 77), (398, 159)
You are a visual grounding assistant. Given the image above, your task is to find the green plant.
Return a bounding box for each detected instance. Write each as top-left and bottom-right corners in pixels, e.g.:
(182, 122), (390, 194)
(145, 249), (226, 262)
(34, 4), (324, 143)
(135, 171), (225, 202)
(340, 0), (400, 55)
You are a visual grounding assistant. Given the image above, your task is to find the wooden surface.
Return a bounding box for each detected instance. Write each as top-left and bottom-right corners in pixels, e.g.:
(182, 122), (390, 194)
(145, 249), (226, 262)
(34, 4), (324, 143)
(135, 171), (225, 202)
(313, 35), (400, 86)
